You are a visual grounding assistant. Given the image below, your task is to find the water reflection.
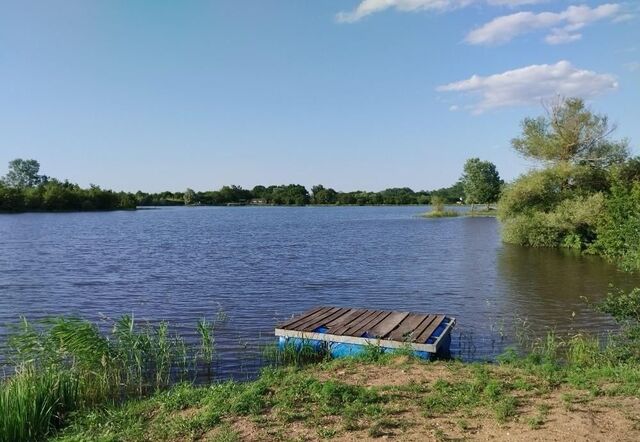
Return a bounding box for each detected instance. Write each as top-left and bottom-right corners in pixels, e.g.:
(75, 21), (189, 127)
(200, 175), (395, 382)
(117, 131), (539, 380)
(495, 244), (635, 337)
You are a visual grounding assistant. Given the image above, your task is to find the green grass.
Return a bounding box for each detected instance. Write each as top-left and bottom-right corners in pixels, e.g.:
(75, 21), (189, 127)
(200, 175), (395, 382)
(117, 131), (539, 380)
(0, 314), (227, 441)
(49, 366), (386, 441)
(6, 297), (640, 441)
(43, 338), (640, 441)
(421, 365), (520, 422)
(422, 210), (460, 218)
(0, 369), (78, 442)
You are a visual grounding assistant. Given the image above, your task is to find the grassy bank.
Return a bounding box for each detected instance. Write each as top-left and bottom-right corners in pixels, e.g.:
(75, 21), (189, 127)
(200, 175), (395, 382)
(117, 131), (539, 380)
(4, 288), (640, 441)
(421, 210), (460, 218)
(0, 315), (224, 442)
(51, 338), (640, 441)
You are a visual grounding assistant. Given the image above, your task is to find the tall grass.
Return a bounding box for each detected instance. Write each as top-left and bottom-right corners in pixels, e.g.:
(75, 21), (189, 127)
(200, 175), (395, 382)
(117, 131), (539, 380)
(0, 314), (222, 441)
(263, 339), (329, 367)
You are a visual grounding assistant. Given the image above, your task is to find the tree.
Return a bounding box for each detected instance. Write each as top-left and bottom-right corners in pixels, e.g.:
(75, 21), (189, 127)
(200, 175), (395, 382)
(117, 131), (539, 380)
(461, 158), (502, 210)
(2, 159), (45, 188)
(311, 185), (338, 204)
(511, 97), (628, 167)
(499, 98), (627, 251)
(184, 188), (196, 205)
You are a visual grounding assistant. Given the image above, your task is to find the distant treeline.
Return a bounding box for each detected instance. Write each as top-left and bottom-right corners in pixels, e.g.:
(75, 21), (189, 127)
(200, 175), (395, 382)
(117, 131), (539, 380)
(0, 180), (137, 212)
(0, 159), (136, 212)
(0, 159), (466, 212)
(138, 182), (465, 207)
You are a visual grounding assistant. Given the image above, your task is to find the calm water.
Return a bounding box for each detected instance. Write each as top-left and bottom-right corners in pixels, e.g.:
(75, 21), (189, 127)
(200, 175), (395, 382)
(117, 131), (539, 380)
(1, 206), (638, 377)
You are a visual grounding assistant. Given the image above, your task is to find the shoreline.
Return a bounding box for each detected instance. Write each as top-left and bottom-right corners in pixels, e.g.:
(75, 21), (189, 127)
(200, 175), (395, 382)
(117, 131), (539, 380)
(51, 352), (640, 441)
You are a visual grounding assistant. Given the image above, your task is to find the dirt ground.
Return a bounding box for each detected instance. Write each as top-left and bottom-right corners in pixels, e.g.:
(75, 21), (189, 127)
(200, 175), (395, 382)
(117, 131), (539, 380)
(206, 359), (640, 442)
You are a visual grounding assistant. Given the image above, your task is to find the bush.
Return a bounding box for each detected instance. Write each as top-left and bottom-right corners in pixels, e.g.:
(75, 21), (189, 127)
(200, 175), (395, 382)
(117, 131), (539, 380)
(1, 315), (223, 441)
(500, 193), (604, 249)
(591, 178), (640, 271)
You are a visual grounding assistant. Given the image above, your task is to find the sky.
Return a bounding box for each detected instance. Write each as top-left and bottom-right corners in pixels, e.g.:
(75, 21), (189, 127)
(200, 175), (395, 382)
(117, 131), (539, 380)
(1, 0), (638, 193)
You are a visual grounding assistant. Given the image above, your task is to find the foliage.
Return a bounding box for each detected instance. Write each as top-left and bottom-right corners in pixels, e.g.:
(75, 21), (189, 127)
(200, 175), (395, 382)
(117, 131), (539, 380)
(591, 173), (640, 271)
(430, 195), (445, 213)
(50, 325), (640, 442)
(598, 287), (640, 325)
(500, 190), (605, 249)
(1, 158), (473, 210)
(511, 97), (628, 167)
(1, 159), (46, 188)
(0, 368), (78, 442)
(183, 188), (196, 205)
(0, 160), (136, 212)
(311, 184), (338, 204)
(499, 99), (634, 254)
(423, 195), (459, 218)
(0, 315), (221, 441)
(430, 180), (464, 204)
(461, 158), (502, 207)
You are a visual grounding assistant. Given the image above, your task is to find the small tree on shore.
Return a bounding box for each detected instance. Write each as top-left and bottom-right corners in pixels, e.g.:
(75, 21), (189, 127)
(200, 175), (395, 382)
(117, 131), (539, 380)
(461, 158), (502, 211)
(184, 188), (196, 205)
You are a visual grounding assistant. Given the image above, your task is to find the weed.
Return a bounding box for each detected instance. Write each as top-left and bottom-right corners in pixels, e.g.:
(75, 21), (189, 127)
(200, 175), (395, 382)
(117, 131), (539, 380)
(1, 314), (223, 441)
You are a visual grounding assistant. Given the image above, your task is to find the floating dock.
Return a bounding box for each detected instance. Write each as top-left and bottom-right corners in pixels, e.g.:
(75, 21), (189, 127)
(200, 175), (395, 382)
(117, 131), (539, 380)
(275, 306), (455, 358)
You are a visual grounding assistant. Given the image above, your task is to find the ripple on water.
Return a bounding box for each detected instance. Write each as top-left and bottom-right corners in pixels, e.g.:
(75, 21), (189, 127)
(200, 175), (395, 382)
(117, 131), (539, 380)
(1, 206), (638, 378)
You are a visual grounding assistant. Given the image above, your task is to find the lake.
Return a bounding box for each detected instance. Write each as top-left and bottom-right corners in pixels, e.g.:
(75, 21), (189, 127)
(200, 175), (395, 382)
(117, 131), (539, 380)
(1, 206), (638, 378)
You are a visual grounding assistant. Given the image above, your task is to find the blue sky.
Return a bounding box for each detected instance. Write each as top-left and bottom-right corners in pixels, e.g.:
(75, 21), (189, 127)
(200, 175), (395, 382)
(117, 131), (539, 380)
(1, 1), (638, 192)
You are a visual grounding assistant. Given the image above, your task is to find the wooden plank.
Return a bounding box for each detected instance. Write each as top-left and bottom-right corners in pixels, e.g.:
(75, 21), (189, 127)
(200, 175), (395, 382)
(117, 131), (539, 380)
(340, 310), (384, 336)
(331, 309), (377, 335)
(318, 308), (352, 329)
(326, 309), (368, 334)
(414, 315), (445, 343)
(325, 308), (362, 328)
(282, 307), (332, 330)
(300, 307), (351, 332)
(368, 311), (410, 338)
(388, 313), (429, 341)
(332, 309), (378, 335)
(278, 306), (324, 329)
(347, 310), (392, 337)
(291, 307), (342, 331)
(408, 314), (436, 341)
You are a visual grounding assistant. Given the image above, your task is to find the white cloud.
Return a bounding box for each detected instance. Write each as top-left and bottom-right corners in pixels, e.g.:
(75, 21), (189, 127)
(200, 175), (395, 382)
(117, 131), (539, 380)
(544, 28), (583, 45)
(334, 0), (549, 23)
(466, 4), (623, 45)
(335, 0), (474, 23)
(486, 0), (547, 6)
(436, 60), (618, 114)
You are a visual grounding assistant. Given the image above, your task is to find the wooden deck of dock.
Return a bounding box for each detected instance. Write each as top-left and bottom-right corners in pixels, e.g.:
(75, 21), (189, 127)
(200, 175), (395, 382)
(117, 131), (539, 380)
(275, 306), (455, 354)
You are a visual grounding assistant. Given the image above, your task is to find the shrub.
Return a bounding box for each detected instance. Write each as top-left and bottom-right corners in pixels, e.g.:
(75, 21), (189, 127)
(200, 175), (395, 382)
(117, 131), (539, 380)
(591, 179), (640, 271)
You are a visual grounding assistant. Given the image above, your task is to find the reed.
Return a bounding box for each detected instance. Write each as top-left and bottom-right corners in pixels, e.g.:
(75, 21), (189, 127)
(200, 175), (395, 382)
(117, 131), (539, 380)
(196, 317), (215, 381)
(0, 314), (221, 441)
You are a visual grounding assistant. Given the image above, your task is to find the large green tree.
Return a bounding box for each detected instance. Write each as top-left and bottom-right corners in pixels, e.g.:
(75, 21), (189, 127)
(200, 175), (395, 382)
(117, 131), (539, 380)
(2, 159), (45, 188)
(499, 98), (629, 250)
(511, 97), (628, 166)
(461, 158), (502, 210)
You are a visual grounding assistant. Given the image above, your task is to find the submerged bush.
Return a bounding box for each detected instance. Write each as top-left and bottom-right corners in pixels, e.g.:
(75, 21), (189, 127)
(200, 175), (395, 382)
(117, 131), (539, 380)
(499, 164), (607, 249)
